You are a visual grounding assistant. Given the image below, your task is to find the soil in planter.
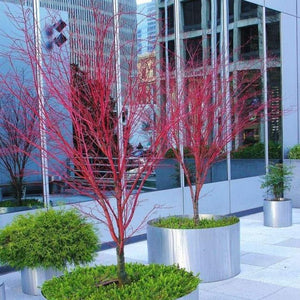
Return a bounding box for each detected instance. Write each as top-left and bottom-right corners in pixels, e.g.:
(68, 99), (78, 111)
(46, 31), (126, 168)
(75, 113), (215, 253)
(42, 263), (200, 300)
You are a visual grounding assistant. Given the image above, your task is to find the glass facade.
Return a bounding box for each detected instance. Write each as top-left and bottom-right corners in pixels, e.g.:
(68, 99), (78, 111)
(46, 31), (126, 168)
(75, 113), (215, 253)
(155, 0), (282, 190)
(0, 0), (286, 203)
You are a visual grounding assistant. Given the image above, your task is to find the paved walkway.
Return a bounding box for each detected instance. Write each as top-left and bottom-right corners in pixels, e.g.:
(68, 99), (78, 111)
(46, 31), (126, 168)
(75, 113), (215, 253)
(1, 210), (300, 299)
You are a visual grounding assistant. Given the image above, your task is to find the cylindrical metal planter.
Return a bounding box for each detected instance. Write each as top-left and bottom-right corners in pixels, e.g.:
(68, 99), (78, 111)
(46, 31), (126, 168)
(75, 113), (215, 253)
(147, 215), (240, 283)
(21, 267), (63, 296)
(0, 282), (6, 300)
(264, 199), (292, 227)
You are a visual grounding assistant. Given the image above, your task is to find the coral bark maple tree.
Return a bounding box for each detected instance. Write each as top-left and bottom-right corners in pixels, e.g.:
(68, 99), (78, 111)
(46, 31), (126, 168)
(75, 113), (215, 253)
(166, 54), (270, 225)
(0, 5), (170, 284)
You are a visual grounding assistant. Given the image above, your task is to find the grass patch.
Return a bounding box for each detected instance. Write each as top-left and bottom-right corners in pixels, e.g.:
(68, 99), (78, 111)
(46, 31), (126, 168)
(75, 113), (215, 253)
(42, 263), (200, 300)
(0, 199), (43, 208)
(152, 216), (239, 229)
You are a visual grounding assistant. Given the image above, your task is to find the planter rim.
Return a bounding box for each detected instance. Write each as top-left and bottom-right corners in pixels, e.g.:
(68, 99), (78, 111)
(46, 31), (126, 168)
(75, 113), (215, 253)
(264, 198), (291, 202)
(147, 214), (239, 230)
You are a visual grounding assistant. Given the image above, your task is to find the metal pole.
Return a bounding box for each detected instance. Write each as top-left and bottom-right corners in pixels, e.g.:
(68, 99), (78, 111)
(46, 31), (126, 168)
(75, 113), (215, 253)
(262, 6), (269, 171)
(33, 0), (50, 209)
(222, 0), (232, 213)
(164, 0), (170, 113)
(112, 0), (124, 190)
(174, 0), (185, 214)
(211, 0), (217, 141)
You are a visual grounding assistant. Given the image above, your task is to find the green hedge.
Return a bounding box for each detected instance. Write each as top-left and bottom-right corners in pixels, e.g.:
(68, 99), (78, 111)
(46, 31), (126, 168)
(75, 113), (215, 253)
(0, 199), (43, 208)
(288, 144), (300, 159)
(42, 263), (200, 300)
(231, 141), (281, 159)
(164, 147), (193, 158)
(0, 209), (99, 270)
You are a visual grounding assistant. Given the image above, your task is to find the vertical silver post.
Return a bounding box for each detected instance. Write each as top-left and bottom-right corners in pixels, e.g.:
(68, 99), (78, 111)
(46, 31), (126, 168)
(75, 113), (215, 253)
(211, 0), (217, 140)
(113, 0), (124, 191)
(174, 0), (185, 214)
(33, 0), (50, 209)
(262, 6), (269, 171)
(164, 0), (170, 111)
(222, 0), (231, 213)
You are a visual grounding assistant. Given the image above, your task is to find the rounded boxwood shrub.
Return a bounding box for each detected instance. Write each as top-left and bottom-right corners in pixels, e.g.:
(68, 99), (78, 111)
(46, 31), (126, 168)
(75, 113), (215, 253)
(288, 144), (300, 159)
(42, 263), (200, 300)
(0, 209), (99, 270)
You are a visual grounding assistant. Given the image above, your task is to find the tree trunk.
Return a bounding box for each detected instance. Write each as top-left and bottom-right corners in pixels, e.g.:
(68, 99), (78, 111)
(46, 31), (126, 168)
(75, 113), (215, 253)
(12, 177), (23, 206)
(116, 244), (127, 285)
(193, 198), (199, 225)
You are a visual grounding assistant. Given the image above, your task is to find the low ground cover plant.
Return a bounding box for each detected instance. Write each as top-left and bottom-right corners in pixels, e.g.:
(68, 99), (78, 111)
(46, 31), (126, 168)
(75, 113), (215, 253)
(42, 263), (200, 300)
(151, 216), (239, 229)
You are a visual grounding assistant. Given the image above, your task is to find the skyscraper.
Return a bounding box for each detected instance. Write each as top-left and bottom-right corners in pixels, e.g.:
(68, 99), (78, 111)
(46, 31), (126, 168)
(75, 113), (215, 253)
(137, 0), (156, 55)
(5, 0), (137, 66)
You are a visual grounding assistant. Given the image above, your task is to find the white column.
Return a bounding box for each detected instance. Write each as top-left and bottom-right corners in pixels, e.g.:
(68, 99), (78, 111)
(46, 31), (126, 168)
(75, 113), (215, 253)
(262, 6), (269, 170)
(33, 0), (50, 209)
(222, 0), (232, 213)
(174, 0), (185, 214)
(113, 0), (125, 194)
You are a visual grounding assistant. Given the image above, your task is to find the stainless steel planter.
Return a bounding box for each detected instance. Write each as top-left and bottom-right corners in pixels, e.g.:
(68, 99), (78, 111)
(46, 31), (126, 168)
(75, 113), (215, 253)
(21, 267), (63, 296)
(147, 215), (240, 283)
(0, 281), (6, 300)
(264, 199), (292, 227)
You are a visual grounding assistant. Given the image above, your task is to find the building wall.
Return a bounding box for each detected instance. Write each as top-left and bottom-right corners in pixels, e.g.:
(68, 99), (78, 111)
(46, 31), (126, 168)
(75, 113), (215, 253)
(249, 1), (300, 152)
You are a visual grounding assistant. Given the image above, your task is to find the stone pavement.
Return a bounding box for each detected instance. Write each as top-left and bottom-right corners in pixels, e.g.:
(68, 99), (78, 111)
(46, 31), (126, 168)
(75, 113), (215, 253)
(1, 210), (300, 299)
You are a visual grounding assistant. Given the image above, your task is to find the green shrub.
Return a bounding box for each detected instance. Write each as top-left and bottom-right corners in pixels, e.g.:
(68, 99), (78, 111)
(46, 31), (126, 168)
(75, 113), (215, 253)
(288, 144), (300, 159)
(42, 263), (200, 300)
(151, 216), (239, 229)
(0, 209), (99, 270)
(231, 141), (281, 159)
(0, 199), (43, 208)
(164, 147), (193, 159)
(261, 163), (293, 199)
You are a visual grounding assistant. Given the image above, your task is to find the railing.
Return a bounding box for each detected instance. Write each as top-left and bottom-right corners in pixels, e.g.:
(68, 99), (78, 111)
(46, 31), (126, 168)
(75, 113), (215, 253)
(67, 156), (155, 190)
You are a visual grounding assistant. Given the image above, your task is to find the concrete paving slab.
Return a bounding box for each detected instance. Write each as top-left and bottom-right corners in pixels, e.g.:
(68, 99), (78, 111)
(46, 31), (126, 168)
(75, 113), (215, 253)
(238, 267), (300, 288)
(241, 242), (300, 257)
(198, 290), (248, 300)
(209, 278), (282, 299)
(268, 255), (300, 272)
(262, 287), (300, 299)
(275, 238), (300, 248)
(239, 264), (264, 275)
(240, 252), (286, 267)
